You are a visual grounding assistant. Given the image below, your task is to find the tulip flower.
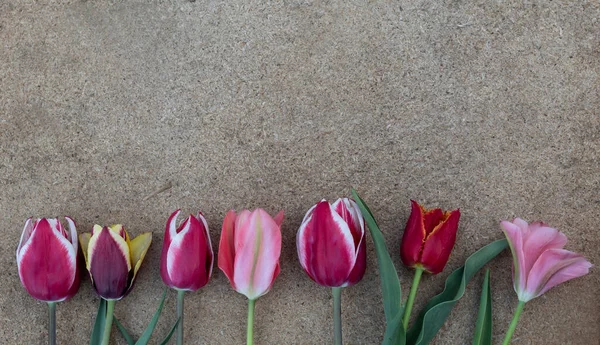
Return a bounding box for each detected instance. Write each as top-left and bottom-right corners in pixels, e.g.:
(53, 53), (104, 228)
(296, 198), (366, 345)
(500, 218), (591, 345)
(79, 224), (152, 345)
(160, 210), (213, 345)
(16, 217), (80, 345)
(400, 200), (460, 330)
(218, 208), (283, 345)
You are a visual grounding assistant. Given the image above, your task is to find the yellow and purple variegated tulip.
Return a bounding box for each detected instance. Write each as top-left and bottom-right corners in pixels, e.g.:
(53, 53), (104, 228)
(218, 208), (284, 300)
(16, 217), (80, 302)
(501, 218), (592, 302)
(160, 209), (214, 291)
(79, 224), (152, 300)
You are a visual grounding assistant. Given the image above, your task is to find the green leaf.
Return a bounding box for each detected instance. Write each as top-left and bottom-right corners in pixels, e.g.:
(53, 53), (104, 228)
(352, 189), (406, 345)
(90, 299), (107, 345)
(114, 317), (136, 345)
(159, 317), (181, 345)
(407, 239), (508, 345)
(472, 269), (493, 345)
(134, 288), (169, 345)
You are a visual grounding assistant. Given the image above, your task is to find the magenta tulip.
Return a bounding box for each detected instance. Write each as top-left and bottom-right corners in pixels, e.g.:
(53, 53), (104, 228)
(16, 217), (80, 345)
(501, 218), (592, 345)
(161, 210), (213, 291)
(297, 198), (366, 288)
(17, 217), (80, 303)
(296, 198), (366, 345)
(161, 209), (214, 345)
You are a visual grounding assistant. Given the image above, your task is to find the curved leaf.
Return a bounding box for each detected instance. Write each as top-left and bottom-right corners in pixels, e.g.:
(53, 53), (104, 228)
(352, 189), (406, 345)
(407, 239), (508, 345)
(159, 317), (181, 345)
(472, 269), (492, 345)
(114, 317), (135, 345)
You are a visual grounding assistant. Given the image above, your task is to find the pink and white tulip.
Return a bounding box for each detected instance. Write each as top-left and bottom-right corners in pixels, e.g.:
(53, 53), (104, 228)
(160, 210), (214, 291)
(218, 208), (284, 300)
(501, 218), (592, 302)
(16, 217), (80, 302)
(297, 198), (366, 287)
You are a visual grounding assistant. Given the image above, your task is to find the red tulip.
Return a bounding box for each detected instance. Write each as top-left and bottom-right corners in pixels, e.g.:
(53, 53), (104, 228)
(400, 200), (460, 274)
(297, 199), (366, 287)
(218, 208), (284, 300)
(16, 217), (80, 302)
(160, 210), (214, 291)
(79, 224), (152, 300)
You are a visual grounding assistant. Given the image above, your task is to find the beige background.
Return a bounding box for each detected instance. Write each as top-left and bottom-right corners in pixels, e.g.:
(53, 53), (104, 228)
(1, 1), (598, 344)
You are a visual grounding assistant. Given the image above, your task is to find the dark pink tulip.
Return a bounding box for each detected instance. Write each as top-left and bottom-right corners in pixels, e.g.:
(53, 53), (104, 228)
(16, 217), (80, 302)
(160, 210), (214, 291)
(297, 198), (366, 287)
(501, 218), (592, 302)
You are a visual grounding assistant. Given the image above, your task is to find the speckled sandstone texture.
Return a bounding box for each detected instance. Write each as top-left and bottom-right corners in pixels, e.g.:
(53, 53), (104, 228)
(1, 1), (598, 344)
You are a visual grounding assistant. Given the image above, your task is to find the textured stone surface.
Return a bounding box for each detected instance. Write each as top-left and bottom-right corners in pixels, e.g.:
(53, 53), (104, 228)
(1, 0), (598, 344)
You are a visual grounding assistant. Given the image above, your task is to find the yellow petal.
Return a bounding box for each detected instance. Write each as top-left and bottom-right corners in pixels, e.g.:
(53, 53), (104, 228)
(92, 224), (103, 235)
(79, 232), (92, 267)
(129, 232), (152, 279)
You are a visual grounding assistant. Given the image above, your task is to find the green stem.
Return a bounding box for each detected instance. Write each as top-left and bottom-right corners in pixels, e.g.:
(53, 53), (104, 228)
(247, 299), (256, 345)
(502, 300), (526, 345)
(176, 290), (185, 345)
(101, 300), (115, 345)
(48, 302), (56, 345)
(402, 266), (423, 330)
(332, 287), (343, 345)
(403, 266), (424, 330)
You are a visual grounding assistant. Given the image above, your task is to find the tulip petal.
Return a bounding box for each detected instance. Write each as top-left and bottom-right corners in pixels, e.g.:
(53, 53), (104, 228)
(420, 209), (460, 274)
(18, 218), (77, 302)
(79, 232), (92, 268)
(197, 212), (214, 280)
(166, 216), (211, 290)
(522, 248), (592, 301)
(297, 201), (356, 287)
(273, 210), (285, 227)
(333, 198), (364, 247)
(423, 208), (445, 235)
(233, 209), (282, 299)
(88, 227), (131, 299)
(16, 218), (33, 262)
(400, 200), (427, 268)
(501, 220), (527, 295)
(65, 217), (78, 253)
(160, 210), (181, 287)
(130, 232), (153, 279)
(218, 210), (237, 289)
(521, 222), (567, 275)
(345, 234), (367, 286)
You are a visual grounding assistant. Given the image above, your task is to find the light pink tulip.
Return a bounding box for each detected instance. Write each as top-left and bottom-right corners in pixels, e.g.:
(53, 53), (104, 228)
(218, 208), (284, 300)
(501, 218), (591, 302)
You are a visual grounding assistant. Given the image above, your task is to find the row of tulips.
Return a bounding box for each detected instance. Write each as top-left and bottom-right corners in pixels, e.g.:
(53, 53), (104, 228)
(16, 193), (592, 345)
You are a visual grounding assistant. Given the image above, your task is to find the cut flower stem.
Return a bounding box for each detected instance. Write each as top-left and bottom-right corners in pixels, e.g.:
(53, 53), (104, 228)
(102, 300), (115, 345)
(403, 266), (424, 330)
(332, 287), (343, 345)
(176, 290), (185, 345)
(247, 299), (256, 345)
(48, 302), (56, 345)
(502, 300), (526, 345)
